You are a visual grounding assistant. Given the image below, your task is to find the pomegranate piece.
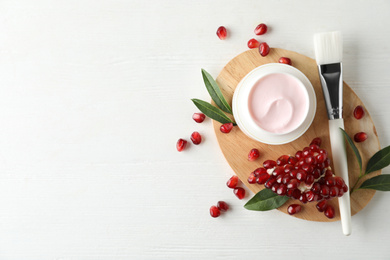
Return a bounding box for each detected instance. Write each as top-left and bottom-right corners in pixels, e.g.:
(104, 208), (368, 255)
(220, 123), (233, 133)
(247, 137), (348, 205)
(233, 187), (246, 200)
(247, 172), (257, 184)
(324, 205), (335, 219)
(278, 57), (292, 65)
(248, 149), (260, 161)
(354, 132), (368, 142)
(176, 139), (187, 152)
(287, 204), (302, 215)
(353, 105), (365, 119)
(190, 131), (202, 145)
(259, 42), (270, 57)
(216, 26), (227, 40)
(210, 205), (221, 218)
(254, 23), (268, 35)
(227, 175), (239, 189)
(192, 113), (205, 123)
(247, 38), (260, 49)
(217, 201), (229, 212)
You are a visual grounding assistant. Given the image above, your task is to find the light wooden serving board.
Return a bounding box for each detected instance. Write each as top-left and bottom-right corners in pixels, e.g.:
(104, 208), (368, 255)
(213, 48), (381, 222)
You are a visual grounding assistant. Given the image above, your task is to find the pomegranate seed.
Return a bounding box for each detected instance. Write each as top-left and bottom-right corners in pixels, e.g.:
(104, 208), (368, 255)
(282, 174), (292, 185)
(291, 189), (301, 199)
(277, 155), (289, 166)
(296, 170), (306, 181)
(220, 123), (233, 133)
(276, 174), (284, 184)
(254, 167), (267, 176)
(288, 156), (298, 165)
(216, 26), (227, 40)
(299, 193), (308, 204)
(273, 167), (284, 176)
(192, 113), (205, 123)
(305, 191), (316, 202)
(353, 105), (365, 119)
(287, 179), (299, 189)
(263, 160), (276, 169)
(320, 185), (330, 197)
(247, 172), (257, 184)
(278, 57), (292, 65)
(271, 183), (279, 193)
(254, 23), (267, 35)
(190, 131), (202, 145)
(324, 205), (335, 219)
(233, 187), (246, 199)
(287, 204), (302, 215)
(259, 42), (270, 57)
(329, 186), (339, 197)
(311, 183), (321, 193)
(316, 200), (327, 212)
(217, 201), (229, 212)
(277, 184), (287, 196)
(310, 137), (322, 147)
(227, 175), (239, 189)
(354, 132), (368, 142)
(210, 205), (221, 218)
(264, 176), (276, 189)
(257, 173), (269, 184)
(305, 175), (315, 186)
(295, 151), (303, 159)
(248, 149), (260, 161)
(176, 138), (187, 152)
(247, 38), (260, 49)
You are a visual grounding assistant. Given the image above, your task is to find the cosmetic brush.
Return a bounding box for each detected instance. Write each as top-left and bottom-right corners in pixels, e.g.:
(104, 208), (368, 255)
(314, 31), (352, 236)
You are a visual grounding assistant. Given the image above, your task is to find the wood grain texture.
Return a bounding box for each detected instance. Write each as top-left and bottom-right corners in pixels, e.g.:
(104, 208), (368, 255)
(213, 48), (381, 221)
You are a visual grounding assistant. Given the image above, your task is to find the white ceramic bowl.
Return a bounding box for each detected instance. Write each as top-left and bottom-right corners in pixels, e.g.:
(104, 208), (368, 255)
(232, 63), (316, 145)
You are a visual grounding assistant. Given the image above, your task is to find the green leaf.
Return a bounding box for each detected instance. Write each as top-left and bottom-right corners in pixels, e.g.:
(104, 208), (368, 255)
(340, 128), (362, 174)
(365, 145), (390, 174)
(359, 175), (390, 191)
(191, 99), (233, 124)
(201, 69), (232, 114)
(244, 189), (289, 211)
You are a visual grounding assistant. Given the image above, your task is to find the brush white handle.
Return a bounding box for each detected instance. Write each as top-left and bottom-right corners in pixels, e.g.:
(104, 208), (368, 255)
(329, 119), (351, 236)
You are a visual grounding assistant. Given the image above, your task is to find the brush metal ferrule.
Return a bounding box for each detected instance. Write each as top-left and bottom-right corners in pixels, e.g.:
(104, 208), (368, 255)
(317, 62), (343, 120)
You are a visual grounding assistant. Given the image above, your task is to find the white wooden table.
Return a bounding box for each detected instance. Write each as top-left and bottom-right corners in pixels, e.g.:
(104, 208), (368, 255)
(0, 1), (389, 259)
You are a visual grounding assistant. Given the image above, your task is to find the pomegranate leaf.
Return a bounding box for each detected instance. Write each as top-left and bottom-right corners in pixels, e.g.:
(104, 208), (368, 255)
(191, 99), (233, 124)
(341, 128), (362, 174)
(359, 175), (390, 191)
(365, 145), (390, 175)
(244, 188), (289, 211)
(201, 69), (232, 114)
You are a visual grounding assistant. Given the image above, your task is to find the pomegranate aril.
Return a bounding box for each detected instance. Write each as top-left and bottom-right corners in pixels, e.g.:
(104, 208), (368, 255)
(264, 176), (276, 189)
(312, 168), (321, 179)
(324, 169), (333, 178)
(263, 160), (276, 169)
(248, 149), (260, 161)
(273, 167), (284, 176)
(329, 186), (339, 197)
(277, 155), (289, 166)
(271, 183), (279, 193)
(247, 173), (257, 184)
(190, 131), (202, 145)
(320, 185), (330, 197)
(210, 206), (221, 218)
(216, 26), (227, 40)
(338, 188), (345, 197)
(284, 164), (294, 174)
(287, 204), (301, 215)
(282, 174), (292, 185)
(290, 169), (298, 178)
(291, 189), (301, 200)
(334, 176), (345, 187)
(324, 205), (335, 219)
(325, 176), (336, 186)
(302, 147), (312, 157)
(227, 175), (239, 189)
(316, 200), (327, 212)
(354, 132), (368, 142)
(234, 187), (246, 199)
(311, 183), (321, 193)
(324, 158), (331, 167)
(353, 105), (365, 119)
(316, 153), (326, 164)
(259, 42), (270, 57)
(299, 194), (308, 204)
(287, 179), (299, 189)
(295, 150), (303, 159)
(342, 184), (348, 193)
(254, 23), (267, 35)
(305, 191), (316, 202)
(192, 113), (205, 123)
(257, 173), (269, 184)
(310, 137), (322, 147)
(247, 38), (260, 49)
(296, 170), (307, 182)
(302, 164), (314, 174)
(277, 184), (287, 196)
(176, 138), (187, 152)
(254, 167), (267, 176)
(276, 174), (284, 184)
(220, 123), (233, 133)
(305, 175), (315, 186)
(217, 201), (229, 212)
(288, 156), (298, 165)
(279, 57), (292, 65)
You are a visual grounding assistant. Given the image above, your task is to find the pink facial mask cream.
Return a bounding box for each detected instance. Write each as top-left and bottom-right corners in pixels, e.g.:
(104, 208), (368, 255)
(248, 73), (309, 134)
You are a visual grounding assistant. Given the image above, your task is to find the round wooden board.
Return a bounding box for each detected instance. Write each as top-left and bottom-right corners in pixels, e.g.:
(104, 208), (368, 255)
(214, 48), (381, 222)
